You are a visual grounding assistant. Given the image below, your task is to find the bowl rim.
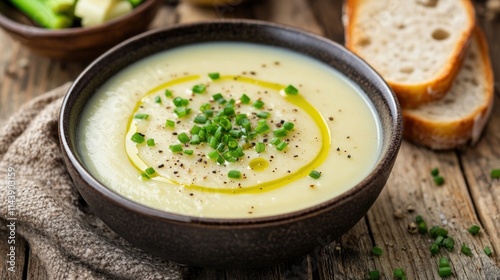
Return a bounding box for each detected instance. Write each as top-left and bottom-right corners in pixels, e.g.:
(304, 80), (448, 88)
(60, 19), (402, 227)
(0, 0), (159, 37)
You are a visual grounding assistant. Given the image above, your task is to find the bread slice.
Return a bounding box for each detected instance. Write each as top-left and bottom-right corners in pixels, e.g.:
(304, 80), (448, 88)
(344, 0), (476, 108)
(402, 28), (494, 150)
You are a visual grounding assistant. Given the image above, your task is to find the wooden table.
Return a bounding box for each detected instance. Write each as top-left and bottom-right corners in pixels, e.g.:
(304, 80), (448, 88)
(1, 1), (499, 279)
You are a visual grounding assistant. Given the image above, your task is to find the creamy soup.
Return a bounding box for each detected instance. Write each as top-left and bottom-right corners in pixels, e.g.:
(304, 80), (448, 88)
(78, 42), (381, 218)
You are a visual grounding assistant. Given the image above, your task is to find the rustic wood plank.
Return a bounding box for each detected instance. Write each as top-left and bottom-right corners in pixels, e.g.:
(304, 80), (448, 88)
(0, 231), (28, 280)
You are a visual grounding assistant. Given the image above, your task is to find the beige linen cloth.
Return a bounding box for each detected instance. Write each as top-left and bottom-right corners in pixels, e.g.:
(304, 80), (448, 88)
(0, 83), (184, 279)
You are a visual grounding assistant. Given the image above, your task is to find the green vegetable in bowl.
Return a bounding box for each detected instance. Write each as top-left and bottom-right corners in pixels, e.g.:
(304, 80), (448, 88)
(8, 0), (144, 29)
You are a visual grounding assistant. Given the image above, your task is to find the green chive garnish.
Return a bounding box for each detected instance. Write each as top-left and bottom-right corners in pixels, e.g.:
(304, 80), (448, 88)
(368, 270), (380, 280)
(190, 134), (201, 145)
(131, 133), (145, 143)
(273, 127), (287, 137)
(134, 113), (149, 120)
(484, 246), (492, 256)
(165, 89), (173, 98)
(283, 121), (295, 131)
(174, 107), (190, 118)
(192, 84), (206, 94)
(255, 122), (270, 134)
(255, 142), (265, 153)
(284, 84), (299, 95)
(415, 215), (428, 234)
(240, 94), (251, 104)
(393, 268), (405, 279)
(443, 237), (455, 251)
(438, 267), (452, 277)
(178, 132), (190, 144)
(309, 170), (321, 179)
(431, 168), (439, 176)
(491, 169), (500, 179)
(146, 138), (155, 147)
(208, 72), (220, 80)
(371, 246), (382, 256)
(257, 111), (270, 119)
(145, 167), (155, 176)
(194, 115), (208, 124)
(276, 141), (288, 151)
(430, 243), (439, 255)
(228, 170), (241, 179)
(155, 96), (162, 104)
(253, 100), (264, 109)
(184, 149), (194, 155)
(468, 225), (480, 236)
(434, 175), (445, 186)
(169, 144), (183, 153)
(461, 243), (472, 256)
(165, 119), (175, 128)
(207, 150), (219, 159)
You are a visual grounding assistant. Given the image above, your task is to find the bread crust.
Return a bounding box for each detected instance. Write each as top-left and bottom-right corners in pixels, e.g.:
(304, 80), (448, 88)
(344, 0), (476, 109)
(401, 28), (494, 150)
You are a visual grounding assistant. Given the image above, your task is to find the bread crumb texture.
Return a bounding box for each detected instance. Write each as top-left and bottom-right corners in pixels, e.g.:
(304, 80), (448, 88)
(351, 0), (473, 83)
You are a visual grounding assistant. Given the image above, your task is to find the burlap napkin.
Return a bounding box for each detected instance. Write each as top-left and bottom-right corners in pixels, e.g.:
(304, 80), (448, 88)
(0, 83), (184, 280)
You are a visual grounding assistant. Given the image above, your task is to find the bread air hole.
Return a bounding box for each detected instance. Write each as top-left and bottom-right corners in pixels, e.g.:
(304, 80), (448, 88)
(357, 37), (371, 47)
(432, 29), (450, 41)
(399, 66), (414, 74)
(416, 0), (438, 7)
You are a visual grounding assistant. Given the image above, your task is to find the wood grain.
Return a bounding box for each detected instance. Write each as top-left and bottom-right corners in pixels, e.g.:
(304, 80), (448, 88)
(1, 0), (499, 279)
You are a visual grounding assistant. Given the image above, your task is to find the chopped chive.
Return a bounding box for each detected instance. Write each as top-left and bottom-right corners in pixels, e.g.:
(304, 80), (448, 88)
(192, 84), (206, 94)
(439, 257), (450, 268)
(370, 246), (382, 256)
(174, 107), (190, 118)
(255, 142), (265, 153)
(283, 121), (295, 131)
(228, 170), (241, 179)
(204, 109), (214, 117)
(173, 97), (185, 107)
(216, 155), (225, 165)
(491, 169), (500, 179)
(309, 170), (321, 179)
(184, 149), (194, 155)
(194, 115), (208, 124)
(190, 134), (201, 145)
(154, 96), (162, 104)
(255, 122), (270, 134)
(223, 105), (235, 116)
(431, 168), (439, 176)
(141, 172), (150, 179)
(169, 144), (183, 153)
(443, 237), (455, 251)
(257, 111), (270, 119)
(207, 150), (219, 159)
(253, 100), (264, 109)
(368, 270), (380, 280)
(131, 133), (145, 143)
(276, 141), (288, 151)
(178, 132), (190, 144)
(434, 236), (445, 246)
(484, 246), (492, 256)
(415, 215), (428, 234)
(240, 94), (251, 104)
(467, 225), (480, 236)
(284, 84), (299, 95)
(430, 243), (440, 255)
(273, 127), (287, 137)
(165, 119), (175, 128)
(229, 129), (242, 138)
(190, 125), (201, 135)
(165, 89), (173, 98)
(461, 243), (472, 256)
(146, 138), (155, 147)
(430, 226), (448, 238)
(433, 175), (445, 186)
(393, 268), (405, 279)
(145, 167), (156, 176)
(220, 118), (232, 130)
(213, 93), (224, 101)
(134, 113), (149, 120)
(438, 267), (452, 277)
(270, 138), (281, 146)
(208, 72), (220, 80)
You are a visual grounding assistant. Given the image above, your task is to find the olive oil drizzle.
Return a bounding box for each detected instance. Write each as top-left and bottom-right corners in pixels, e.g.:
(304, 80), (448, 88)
(125, 74), (331, 194)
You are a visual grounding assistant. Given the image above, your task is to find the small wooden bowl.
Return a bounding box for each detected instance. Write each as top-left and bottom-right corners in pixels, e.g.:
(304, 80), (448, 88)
(0, 0), (162, 61)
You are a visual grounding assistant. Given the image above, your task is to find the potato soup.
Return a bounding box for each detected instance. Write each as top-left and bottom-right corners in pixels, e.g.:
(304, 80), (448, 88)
(78, 42), (381, 218)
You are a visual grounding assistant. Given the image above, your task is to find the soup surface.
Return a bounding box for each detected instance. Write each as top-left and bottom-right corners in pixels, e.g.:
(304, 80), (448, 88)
(78, 42), (381, 218)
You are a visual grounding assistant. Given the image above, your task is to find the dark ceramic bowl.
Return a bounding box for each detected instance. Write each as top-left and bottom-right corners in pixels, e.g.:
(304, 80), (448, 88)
(59, 20), (402, 268)
(0, 0), (161, 60)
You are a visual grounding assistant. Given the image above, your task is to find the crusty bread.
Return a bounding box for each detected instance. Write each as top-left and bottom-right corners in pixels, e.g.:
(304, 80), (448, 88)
(344, 0), (476, 108)
(402, 28), (494, 150)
